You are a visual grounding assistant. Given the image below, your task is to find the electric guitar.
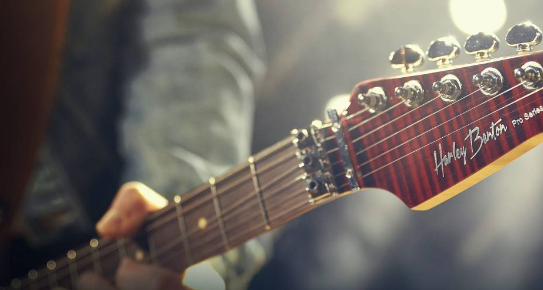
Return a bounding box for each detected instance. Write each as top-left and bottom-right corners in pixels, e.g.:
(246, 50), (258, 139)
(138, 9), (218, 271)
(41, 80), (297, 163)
(5, 21), (543, 290)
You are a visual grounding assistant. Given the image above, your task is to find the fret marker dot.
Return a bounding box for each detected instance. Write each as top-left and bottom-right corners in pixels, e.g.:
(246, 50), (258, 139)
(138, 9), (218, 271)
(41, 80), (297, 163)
(135, 250), (145, 262)
(67, 250), (77, 260)
(174, 195), (181, 204)
(198, 217), (208, 230)
(90, 239), (99, 248)
(11, 279), (21, 288)
(265, 225), (271, 231)
(47, 260), (56, 270)
(28, 270), (38, 280)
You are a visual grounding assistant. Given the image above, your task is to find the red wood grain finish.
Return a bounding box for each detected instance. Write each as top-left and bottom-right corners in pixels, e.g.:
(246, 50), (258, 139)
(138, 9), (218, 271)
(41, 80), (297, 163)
(343, 51), (543, 209)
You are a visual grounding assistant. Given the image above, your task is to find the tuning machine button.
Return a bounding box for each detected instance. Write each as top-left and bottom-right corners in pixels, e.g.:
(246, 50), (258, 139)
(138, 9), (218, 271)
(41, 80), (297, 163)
(506, 22), (542, 53)
(357, 87), (387, 113)
(389, 45), (425, 74)
(427, 37), (461, 68)
(465, 32), (500, 61)
(395, 80), (425, 108)
(515, 61), (543, 90)
(432, 75), (463, 102)
(473, 68), (503, 96)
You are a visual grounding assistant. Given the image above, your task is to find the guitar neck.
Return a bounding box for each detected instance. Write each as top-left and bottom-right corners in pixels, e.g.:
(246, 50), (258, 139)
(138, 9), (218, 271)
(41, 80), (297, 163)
(11, 127), (349, 289)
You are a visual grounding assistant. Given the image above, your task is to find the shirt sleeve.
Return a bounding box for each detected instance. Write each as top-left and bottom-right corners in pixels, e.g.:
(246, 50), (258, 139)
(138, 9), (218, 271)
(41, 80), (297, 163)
(118, 0), (269, 288)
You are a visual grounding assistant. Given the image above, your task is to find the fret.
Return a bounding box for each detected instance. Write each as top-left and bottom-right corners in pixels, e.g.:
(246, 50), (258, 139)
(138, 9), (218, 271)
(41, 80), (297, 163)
(117, 238), (127, 260)
(46, 260), (58, 289)
(148, 234), (158, 264)
(174, 195), (193, 265)
(66, 250), (78, 289)
(27, 270), (37, 290)
(209, 177), (230, 250)
(248, 156), (271, 230)
(89, 239), (102, 275)
(97, 240), (122, 280)
(256, 145), (300, 187)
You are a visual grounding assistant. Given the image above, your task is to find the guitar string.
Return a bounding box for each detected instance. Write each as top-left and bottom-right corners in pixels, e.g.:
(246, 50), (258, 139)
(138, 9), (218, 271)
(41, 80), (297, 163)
(276, 83), (523, 178)
(31, 183), (311, 289)
(29, 163), (307, 289)
(319, 84), (537, 182)
(146, 151), (299, 232)
(322, 102), (404, 143)
(354, 83), (526, 170)
(323, 82), (521, 162)
(147, 138), (295, 222)
(148, 169), (304, 244)
(322, 85), (498, 166)
(146, 155), (300, 234)
(154, 170), (304, 245)
(353, 83), (524, 160)
(360, 85), (543, 178)
(345, 107), (369, 120)
(323, 89), (449, 145)
(157, 194), (314, 268)
(321, 90), (474, 149)
(153, 183), (309, 262)
(351, 90), (481, 145)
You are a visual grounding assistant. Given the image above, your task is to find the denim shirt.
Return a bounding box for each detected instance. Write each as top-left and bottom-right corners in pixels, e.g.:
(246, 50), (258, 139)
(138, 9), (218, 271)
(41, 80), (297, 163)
(20, 0), (267, 288)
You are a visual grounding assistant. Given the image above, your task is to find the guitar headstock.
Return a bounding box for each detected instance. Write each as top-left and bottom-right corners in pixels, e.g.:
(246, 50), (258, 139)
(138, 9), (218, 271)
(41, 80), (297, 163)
(297, 21), (543, 210)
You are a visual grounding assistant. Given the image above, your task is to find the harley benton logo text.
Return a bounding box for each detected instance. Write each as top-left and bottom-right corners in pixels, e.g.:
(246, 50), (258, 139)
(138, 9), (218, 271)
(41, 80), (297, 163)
(434, 118), (508, 177)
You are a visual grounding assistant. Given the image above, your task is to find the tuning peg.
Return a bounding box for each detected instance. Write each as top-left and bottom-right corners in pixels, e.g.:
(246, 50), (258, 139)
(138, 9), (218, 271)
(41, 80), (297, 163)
(427, 37), (461, 68)
(506, 22), (542, 53)
(464, 32), (500, 61)
(389, 45), (425, 73)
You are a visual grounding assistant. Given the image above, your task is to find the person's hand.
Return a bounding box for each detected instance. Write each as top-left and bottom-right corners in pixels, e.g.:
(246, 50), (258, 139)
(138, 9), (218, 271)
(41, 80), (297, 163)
(77, 182), (189, 290)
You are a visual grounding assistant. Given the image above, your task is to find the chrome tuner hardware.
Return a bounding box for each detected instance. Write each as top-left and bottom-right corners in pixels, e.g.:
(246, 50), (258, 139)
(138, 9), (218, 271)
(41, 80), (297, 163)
(327, 109), (359, 191)
(465, 32), (500, 61)
(506, 22), (542, 53)
(427, 36), (461, 68)
(432, 75), (463, 102)
(389, 44), (425, 73)
(515, 61), (543, 90)
(473, 67), (504, 96)
(291, 121), (337, 200)
(394, 80), (425, 108)
(357, 87), (387, 113)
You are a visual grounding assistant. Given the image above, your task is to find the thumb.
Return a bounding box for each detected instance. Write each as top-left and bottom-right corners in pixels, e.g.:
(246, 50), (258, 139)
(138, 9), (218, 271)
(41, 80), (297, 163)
(96, 182), (168, 237)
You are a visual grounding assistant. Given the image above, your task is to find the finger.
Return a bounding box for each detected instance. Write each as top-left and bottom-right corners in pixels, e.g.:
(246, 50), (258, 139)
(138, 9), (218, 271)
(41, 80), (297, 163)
(115, 258), (185, 290)
(78, 272), (116, 290)
(96, 181), (168, 237)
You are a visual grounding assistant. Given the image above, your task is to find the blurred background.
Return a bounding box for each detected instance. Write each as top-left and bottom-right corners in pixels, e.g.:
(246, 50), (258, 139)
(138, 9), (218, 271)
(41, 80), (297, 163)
(249, 0), (543, 289)
(3, 0), (543, 289)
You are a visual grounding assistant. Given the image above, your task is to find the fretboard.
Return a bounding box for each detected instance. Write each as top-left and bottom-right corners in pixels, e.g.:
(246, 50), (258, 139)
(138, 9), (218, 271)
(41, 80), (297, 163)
(8, 133), (345, 290)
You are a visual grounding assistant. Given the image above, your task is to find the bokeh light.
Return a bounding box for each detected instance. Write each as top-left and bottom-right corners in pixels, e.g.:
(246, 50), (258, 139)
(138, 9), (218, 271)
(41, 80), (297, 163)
(324, 94), (351, 118)
(449, 0), (507, 34)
